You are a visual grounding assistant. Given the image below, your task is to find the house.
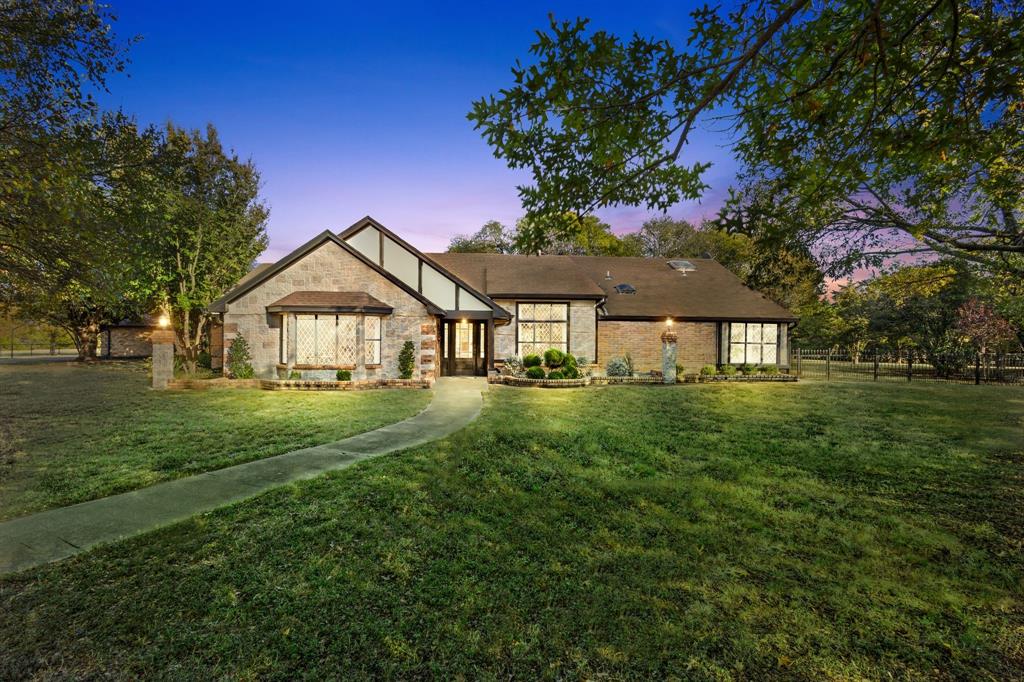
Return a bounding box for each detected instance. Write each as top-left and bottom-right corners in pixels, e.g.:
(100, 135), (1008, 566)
(99, 317), (159, 359)
(208, 216), (797, 379)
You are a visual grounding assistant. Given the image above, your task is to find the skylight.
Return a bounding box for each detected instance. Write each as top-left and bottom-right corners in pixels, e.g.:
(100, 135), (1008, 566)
(614, 283), (636, 295)
(668, 259), (697, 273)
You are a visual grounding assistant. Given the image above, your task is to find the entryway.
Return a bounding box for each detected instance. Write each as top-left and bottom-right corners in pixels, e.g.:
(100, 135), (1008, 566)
(441, 319), (487, 376)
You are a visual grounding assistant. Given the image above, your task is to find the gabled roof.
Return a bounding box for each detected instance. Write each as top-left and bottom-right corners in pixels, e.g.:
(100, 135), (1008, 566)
(338, 216), (512, 320)
(208, 230), (445, 315)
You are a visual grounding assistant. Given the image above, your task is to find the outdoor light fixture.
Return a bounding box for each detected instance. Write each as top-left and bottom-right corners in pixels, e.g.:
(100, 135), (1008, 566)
(158, 314), (170, 328)
(666, 317), (673, 327)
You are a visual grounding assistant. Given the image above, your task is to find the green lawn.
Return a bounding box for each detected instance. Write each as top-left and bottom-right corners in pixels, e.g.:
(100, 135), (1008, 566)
(0, 361), (431, 520)
(2, 380), (1023, 679)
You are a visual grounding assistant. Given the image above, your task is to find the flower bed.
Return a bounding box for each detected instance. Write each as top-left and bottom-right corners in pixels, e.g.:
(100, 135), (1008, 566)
(491, 375), (589, 388)
(166, 378), (261, 390)
(259, 378), (431, 391)
(590, 375), (664, 385)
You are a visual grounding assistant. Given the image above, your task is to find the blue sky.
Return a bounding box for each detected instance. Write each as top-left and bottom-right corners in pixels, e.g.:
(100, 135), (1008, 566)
(100, 1), (738, 260)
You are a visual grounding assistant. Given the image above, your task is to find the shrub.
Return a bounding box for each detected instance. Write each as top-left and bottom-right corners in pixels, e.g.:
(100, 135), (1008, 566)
(761, 364), (780, 375)
(523, 354), (542, 368)
(289, 370), (301, 380)
(503, 356), (525, 377)
(543, 348), (566, 368)
(398, 340), (416, 379)
(197, 351), (212, 369)
(623, 352), (634, 375)
(575, 356), (588, 366)
(740, 363), (757, 375)
(226, 334), (255, 379)
(546, 370), (565, 380)
(675, 363), (685, 377)
(700, 364), (717, 376)
(719, 364), (738, 376)
(561, 364), (580, 379)
(525, 366), (546, 379)
(606, 356), (631, 377)
(336, 369), (352, 381)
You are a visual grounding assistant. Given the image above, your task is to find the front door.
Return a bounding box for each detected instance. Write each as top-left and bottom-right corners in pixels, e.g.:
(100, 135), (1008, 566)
(442, 320), (486, 376)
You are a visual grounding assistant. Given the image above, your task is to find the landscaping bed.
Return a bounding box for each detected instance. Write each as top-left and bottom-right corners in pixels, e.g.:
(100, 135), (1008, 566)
(260, 378), (431, 391)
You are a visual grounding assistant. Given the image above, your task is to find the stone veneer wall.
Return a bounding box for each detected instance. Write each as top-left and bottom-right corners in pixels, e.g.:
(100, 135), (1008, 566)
(597, 320), (717, 373)
(492, 298), (597, 362)
(222, 241), (437, 379)
(103, 327), (155, 358)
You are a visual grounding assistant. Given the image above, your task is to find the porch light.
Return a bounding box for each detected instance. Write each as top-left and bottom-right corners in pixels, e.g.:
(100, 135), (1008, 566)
(461, 318), (467, 324)
(665, 317), (673, 327)
(158, 314), (170, 328)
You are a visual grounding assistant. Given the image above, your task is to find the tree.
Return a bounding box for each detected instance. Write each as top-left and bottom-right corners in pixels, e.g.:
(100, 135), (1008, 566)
(1, 0), (133, 282)
(447, 220), (515, 253)
(469, 5), (1024, 274)
(519, 214), (638, 256)
(149, 124), (269, 373)
(954, 299), (1019, 355)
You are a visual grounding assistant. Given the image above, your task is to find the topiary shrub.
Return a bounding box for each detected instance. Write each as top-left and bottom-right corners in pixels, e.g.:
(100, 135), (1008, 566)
(606, 356), (631, 377)
(525, 365), (546, 379)
(336, 369), (352, 381)
(398, 340), (416, 379)
(761, 364), (780, 375)
(227, 334), (255, 379)
(623, 352), (634, 375)
(575, 356), (588, 366)
(719, 364), (738, 376)
(289, 370), (301, 380)
(675, 363), (685, 377)
(740, 363), (757, 375)
(546, 370), (565, 380)
(543, 348), (566, 368)
(523, 354), (542, 368)
(561, 354), (580, 379)
(700, 364), (717, 376)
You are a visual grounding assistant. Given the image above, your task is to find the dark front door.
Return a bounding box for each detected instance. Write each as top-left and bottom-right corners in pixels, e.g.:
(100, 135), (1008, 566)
(442, 320), (486, 376)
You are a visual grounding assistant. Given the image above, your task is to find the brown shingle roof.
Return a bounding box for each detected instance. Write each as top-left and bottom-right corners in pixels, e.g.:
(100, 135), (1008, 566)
(428, 253), (606, 298)
(427, 252), (796, 321)
(266, 291), (393, 313)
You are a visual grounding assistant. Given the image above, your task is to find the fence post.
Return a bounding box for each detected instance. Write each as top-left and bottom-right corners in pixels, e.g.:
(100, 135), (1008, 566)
(826, 347), (831, 381)
(975, 353), (981, 385)
(795, 348), (801, 376)
(873, 352), (879, 381)
(906, 350), (913, 382)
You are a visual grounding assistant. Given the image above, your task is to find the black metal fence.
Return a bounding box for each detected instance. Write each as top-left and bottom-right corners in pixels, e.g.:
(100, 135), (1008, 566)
(2, 343), (78, 358)
(792, 347), (1024, 385)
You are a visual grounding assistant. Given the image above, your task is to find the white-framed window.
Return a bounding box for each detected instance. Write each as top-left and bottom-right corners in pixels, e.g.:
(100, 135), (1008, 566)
(517, 302), (568, 357)
(729, 323), (779, 364)
(364, 316), (382, 365)
(294, 314), (360, 365)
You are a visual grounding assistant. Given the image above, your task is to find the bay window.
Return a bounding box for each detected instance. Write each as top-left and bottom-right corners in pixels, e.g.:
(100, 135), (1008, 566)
(517, 302), (568, 357)
(728, 322), (779, 364)
(294, 314), (360, 366)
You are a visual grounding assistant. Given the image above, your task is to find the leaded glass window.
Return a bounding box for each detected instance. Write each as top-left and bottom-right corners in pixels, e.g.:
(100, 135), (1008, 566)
(727, 323), (779, 365)
(517, 303), (568, 357)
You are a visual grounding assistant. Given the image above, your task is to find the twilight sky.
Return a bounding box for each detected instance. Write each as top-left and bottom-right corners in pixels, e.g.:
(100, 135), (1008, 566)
(100, 1), (738, 261)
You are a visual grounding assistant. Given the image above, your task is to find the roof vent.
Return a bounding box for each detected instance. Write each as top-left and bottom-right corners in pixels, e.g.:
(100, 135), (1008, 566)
(614, 283), (636, 295)
(605, 270), (612, 280)
(668, 259), (697, 275)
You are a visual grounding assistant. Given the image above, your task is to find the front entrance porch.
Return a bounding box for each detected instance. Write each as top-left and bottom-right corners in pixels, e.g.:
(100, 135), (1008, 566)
(440, 318), (493, 376)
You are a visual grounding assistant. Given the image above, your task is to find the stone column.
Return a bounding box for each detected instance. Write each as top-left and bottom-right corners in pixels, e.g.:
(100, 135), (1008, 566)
(286, 313), (297, 373)
(661, 328), (678, 384)
(151, 329), (175, 390)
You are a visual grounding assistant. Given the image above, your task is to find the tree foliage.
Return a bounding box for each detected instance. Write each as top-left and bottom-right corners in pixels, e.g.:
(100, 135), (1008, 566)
(470, 3), (1024, 274)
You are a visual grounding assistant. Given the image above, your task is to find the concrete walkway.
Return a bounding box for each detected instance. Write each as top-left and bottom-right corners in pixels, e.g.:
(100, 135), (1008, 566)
(0, 377), (486, 575)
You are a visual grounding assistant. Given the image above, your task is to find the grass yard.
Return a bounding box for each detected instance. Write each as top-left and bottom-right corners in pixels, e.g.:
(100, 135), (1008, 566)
(2, 380), (1023, 679)
(0, 361), (431, 520)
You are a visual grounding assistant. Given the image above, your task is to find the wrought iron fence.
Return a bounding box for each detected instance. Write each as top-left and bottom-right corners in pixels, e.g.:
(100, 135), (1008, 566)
(2, 343), (78, 358)
(792, 347), (1024, 385)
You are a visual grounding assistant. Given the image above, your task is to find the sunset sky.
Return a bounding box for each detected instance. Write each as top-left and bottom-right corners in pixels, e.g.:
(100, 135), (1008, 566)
(100, 1), (739, 261)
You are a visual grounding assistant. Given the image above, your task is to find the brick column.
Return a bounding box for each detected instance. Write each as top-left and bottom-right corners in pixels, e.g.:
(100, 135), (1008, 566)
(151, 329), (175, 390)
(419, 322), (437, 380)
(661, 328), (678, 384)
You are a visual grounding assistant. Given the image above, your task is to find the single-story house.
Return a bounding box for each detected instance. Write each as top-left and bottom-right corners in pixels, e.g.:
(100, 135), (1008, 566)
(208, 216), (797, 380)
(99, 317), (159, 359)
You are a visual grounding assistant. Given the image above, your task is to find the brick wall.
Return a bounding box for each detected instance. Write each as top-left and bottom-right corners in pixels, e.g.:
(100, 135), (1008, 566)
(103, 327), (154, 358)
(223, 241), (437, 379)
(597, 320), (717, 373)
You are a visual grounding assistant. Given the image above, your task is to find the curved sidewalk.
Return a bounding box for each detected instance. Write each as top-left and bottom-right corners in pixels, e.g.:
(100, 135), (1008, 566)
(0, 377), (486, 575)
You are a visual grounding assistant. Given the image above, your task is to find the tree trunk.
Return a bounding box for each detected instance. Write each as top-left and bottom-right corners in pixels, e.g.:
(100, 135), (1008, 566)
(74, 323), (100, 362)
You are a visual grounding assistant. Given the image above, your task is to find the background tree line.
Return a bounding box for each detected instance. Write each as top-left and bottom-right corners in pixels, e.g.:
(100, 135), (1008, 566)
(0, 2), (268, 370)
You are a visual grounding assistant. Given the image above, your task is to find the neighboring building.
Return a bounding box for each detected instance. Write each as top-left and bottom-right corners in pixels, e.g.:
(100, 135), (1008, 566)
(208, 216), (797, 380)
(99, 318), (160, 359)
